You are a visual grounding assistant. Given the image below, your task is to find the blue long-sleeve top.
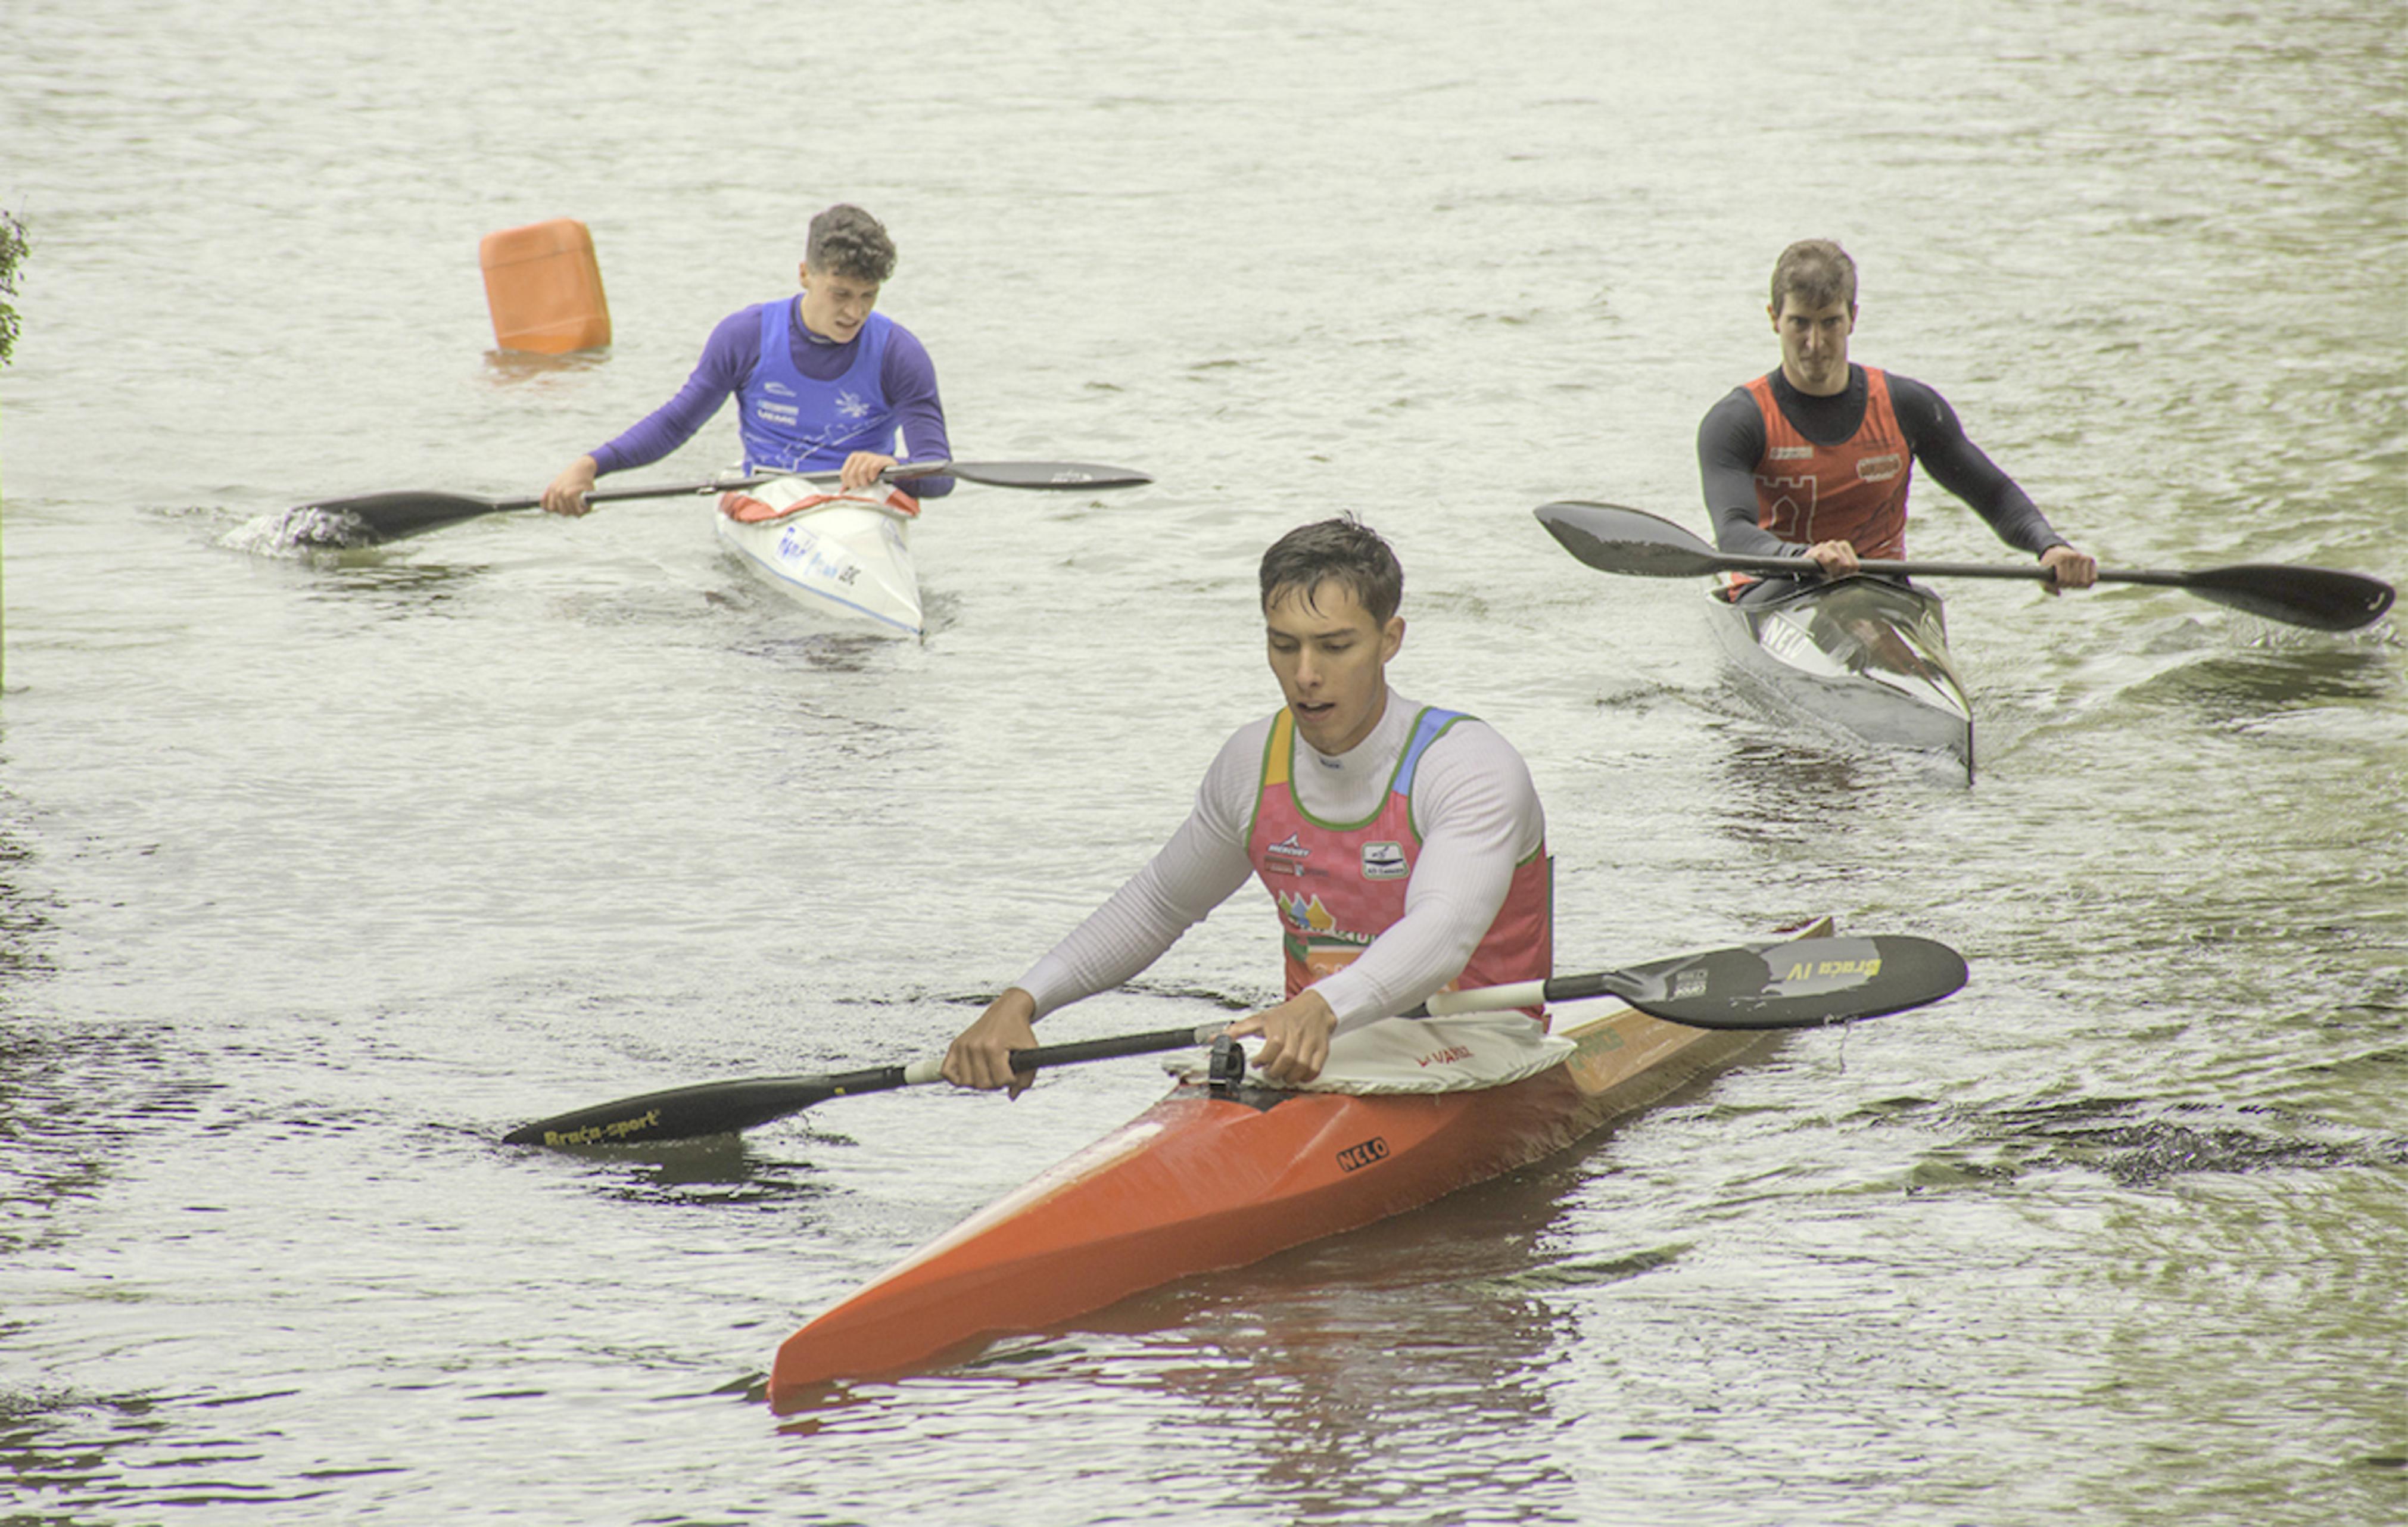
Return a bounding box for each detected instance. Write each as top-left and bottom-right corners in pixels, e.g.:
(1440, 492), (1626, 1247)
(590, 298), (953, 497)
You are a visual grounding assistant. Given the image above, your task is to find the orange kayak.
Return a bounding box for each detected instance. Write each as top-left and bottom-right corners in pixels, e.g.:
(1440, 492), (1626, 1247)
(768, 995), (1769, 1408)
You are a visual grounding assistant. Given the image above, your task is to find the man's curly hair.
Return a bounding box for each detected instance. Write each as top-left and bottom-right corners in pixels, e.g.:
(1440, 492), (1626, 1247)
(807, 204), (897, 283)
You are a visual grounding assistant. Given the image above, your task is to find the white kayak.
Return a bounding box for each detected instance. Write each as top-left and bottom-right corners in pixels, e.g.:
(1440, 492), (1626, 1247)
(712, 476), (923, 635)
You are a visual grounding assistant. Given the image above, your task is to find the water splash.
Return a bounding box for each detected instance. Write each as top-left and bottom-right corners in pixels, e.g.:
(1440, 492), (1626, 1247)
(219, 506), (381, 556)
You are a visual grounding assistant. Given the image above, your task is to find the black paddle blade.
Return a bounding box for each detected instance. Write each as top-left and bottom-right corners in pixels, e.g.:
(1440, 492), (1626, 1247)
(945, 460), (1152, 490)
(1535, 501), (1727, 577)
(284, 489), (524, 547)
(501, 1065), (906, 1148)
(2178, 563), (2396, 632)
(1576, 935), (1968, 1030)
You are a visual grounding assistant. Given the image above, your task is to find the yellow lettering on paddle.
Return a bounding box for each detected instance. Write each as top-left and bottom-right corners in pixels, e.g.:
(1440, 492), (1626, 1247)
(1786, 958), (1882, 980)
(540, 1108), (663, 1148)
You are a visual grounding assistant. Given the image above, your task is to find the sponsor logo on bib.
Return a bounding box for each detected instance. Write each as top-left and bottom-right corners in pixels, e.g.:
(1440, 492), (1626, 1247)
(1361, 841), (1407, 880)
(1281, 892), (1338, 934)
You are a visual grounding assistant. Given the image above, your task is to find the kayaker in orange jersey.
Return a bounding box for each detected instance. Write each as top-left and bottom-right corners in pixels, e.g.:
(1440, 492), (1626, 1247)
(944, 518), (1552, 1092)
(1697, 238), (2097, 594)
(539, 202), (952, 513)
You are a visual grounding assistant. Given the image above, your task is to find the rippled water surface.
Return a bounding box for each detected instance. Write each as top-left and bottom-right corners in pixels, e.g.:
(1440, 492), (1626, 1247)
(3, 1), (2402, 1523)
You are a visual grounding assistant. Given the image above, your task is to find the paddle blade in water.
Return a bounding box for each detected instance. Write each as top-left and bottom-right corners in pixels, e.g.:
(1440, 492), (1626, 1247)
(1534, 501), (1730, 578)
(1577, 935), (1968, 1030)
(2176, 563), (2397, 632)
(501, 1068), (905, 1147)
(288, 490), (523, 546)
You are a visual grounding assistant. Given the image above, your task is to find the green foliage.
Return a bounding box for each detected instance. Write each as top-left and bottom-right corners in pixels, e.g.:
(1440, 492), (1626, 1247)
(0, 207), (24, 367)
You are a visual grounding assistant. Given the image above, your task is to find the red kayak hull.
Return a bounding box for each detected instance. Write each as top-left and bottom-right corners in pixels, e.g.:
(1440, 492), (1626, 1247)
(768, 997), (1767, 1407)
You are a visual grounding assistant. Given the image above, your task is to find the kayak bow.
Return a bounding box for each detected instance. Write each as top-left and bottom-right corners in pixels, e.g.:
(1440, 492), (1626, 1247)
(712, 479), (924, 634)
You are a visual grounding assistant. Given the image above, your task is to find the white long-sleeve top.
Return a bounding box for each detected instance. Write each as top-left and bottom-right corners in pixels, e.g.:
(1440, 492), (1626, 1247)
(1014, 692), (1546, 1033)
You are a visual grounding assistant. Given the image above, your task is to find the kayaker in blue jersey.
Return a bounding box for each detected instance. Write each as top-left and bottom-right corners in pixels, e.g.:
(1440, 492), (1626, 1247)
(1697, 238), (2095, 593)
(944, 518), (1552, 1093)
(540, 203), (951, 514)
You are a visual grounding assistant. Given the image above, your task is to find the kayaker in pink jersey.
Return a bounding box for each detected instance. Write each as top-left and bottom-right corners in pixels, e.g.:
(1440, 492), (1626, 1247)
(540, 203), (951, 514)
(944, 518), (1552, 1091)
(1697, 238), (2096, 591)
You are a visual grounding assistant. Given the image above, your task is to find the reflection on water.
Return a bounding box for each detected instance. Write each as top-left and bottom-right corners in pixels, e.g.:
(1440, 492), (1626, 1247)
(777, 1146), (1616, 1519)
(1475, 1239), (1690, 1293)
(1705, 675), (1974, 795)
(1870, 1093), (2408, 1189)
(2122, 640), (2404, 730)
(0, 822), (55, 984)
(722, 622), (912, 675)
(478, 348), (615, 385)
(0, 811), (108, 1266)
(532, 1133), (845, 1207)
(1712, 731), (1880, 813)
(298, 558), (494, 610)
(1705, 730), (1973, 852)
(0, 1023), (124, 1261)
(0, 1388), (174, 1512)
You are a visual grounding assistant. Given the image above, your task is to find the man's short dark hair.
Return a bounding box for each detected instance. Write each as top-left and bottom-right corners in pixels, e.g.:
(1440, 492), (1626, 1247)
(1770, 238), (1856, 314)
(807, 204), (897, 283)
(1259, 516), (1404, 625)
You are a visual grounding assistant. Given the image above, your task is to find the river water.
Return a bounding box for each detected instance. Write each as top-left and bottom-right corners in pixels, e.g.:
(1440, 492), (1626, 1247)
(2, 1), (2401, 1523)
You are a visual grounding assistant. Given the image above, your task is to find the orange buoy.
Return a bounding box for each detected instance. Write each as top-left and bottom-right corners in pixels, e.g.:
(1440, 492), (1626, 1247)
(478, 218), (611, 353)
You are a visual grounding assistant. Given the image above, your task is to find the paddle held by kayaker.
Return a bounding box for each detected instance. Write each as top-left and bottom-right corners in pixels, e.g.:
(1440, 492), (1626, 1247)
(944, 517), (1553, 1093)
(1697, 238), (2097, 594)
(540, 202), (951, 514)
